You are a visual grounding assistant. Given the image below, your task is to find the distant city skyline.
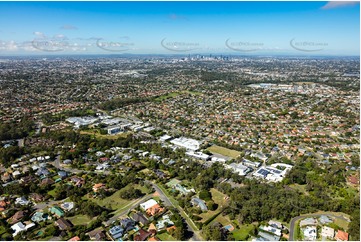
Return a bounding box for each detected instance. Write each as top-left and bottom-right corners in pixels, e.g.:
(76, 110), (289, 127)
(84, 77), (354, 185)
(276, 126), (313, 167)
(0, 1), (359, 56)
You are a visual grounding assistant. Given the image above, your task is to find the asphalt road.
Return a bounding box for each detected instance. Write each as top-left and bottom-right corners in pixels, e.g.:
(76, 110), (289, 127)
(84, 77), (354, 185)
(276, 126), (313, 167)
(289, 213), (350, 241)
(32, 198), (67, 210)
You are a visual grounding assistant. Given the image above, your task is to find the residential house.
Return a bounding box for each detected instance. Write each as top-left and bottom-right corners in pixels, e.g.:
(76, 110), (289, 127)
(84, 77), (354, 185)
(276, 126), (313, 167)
(31, 211), (48, 223)
(109, 225), (124, 240)
(146, 204), (164, 217)
(11, 222), (35, 237)
(166, 225), (177, 233)
(299, 217), (317, 227)
(93, 183), (106, 192)
(70, 176), (85, 187)
(321, 226), (335, 239)
(7, 210), (26, 224)
(29, 193), (44, 203)
(40, 177), (54, 186)
(191, 197), (208, 211)
(132, 212), (149, 226)
(12, 170), (21, 179)
(0, 198), (10, 212)
(257, 231), (280, 241)
(259, 225), (282, 237)
(303, 226), (317, 241)
(55, 218), (73, 230)
(134, 228), (152, 241)
(20, 175), (36, 185)
(148, 223), (157, 234)
(1, 172), (12, 183)
(15, 197), (30, 206)
(87, 228), (106, 241)
(140, 199), (158, 211)
(61, 202), (74, 212)
(35, 167), (50, 178)
(50, 206), (65, 217)
(58, 171), (68, 179)
(335, 230), (349, 241)
(156, 215), (174, 231)
(120, 217), (136, 232)
(68, 236), (81, 241)
(319, 215), (333, 225)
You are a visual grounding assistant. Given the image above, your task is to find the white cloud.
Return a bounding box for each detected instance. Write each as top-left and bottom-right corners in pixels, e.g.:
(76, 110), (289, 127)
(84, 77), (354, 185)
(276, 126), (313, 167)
(33, 31), (45, 38)
(321, 1), (359, 9)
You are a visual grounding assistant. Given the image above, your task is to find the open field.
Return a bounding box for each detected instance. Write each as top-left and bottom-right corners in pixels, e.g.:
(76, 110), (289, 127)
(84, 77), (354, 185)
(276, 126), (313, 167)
(199, 188), (228, 222)
(232, 224), (256, 241)
(207, 145), (241, 159)
(67, 214), (92, 225)
(157, 232), (177, 241)
(213, 214), (234, 227)
(334, 218), (349, 230)
(80, 130), (129, 139)
(88, 184), (150, 210)
(154, 92), (181, 101)
(154, 90), (201, 102)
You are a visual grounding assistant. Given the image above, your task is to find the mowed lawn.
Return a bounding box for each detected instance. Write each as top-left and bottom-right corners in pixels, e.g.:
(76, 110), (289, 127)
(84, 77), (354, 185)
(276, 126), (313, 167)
(154, 92), (181, 101)
(207, 145), (241, 159)
(157, 232), (177, 241)
(88, 184), (150, 210)
(67, 214), (92, 225)
(232, 224), (256, 241)
(80, 130), (129, 140)
(199, 188), (229, 222)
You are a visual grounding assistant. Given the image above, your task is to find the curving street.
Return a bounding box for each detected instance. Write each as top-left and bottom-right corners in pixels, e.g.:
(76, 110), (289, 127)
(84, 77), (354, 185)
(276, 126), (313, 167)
(289, 213), (350, 241)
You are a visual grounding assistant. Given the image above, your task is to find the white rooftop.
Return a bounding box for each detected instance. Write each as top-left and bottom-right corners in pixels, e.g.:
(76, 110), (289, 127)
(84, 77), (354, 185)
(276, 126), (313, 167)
(140, 199), (158, 211)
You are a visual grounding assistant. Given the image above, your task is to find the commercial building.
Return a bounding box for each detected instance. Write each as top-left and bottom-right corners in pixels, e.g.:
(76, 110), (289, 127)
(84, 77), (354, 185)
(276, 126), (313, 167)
(170, 137), (202, 151)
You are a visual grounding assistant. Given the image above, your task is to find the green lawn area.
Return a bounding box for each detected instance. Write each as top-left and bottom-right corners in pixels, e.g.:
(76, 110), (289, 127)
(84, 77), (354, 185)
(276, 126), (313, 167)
(67, 214), (92, 225)
(80, 130), (129, 140)
(89, 184), (149, 210)
(199, 189), (228, 222)
(210, 188), (228, 206)
(289, 184), (309, 195)
(207, 145), (241, 159)
(154, 90), (201, 102)
(334, 218), (349, 230)
(232, 224), (256, 241)
(154, 92), (181, 102)
(213, 214), (234, 227)
(157, 232), (177, 241)
(47, 188), (57, 198)
(0, 226), (6, 236)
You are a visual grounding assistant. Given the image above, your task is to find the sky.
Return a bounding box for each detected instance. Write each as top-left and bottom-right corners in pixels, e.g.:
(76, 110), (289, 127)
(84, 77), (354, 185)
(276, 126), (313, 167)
(0, 1), (359, 56)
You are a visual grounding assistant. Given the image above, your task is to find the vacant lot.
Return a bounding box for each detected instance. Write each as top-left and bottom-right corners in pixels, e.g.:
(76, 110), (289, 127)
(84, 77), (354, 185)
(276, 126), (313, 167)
(157, 232), (177, 241)
(207, 145), (241, 159)
(80, 130), (129, 140)
(199, 188), (229, 222)
(89, 184), (150, 210)
(67, 214), (92, 225)
(232, 224), (256, 241)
